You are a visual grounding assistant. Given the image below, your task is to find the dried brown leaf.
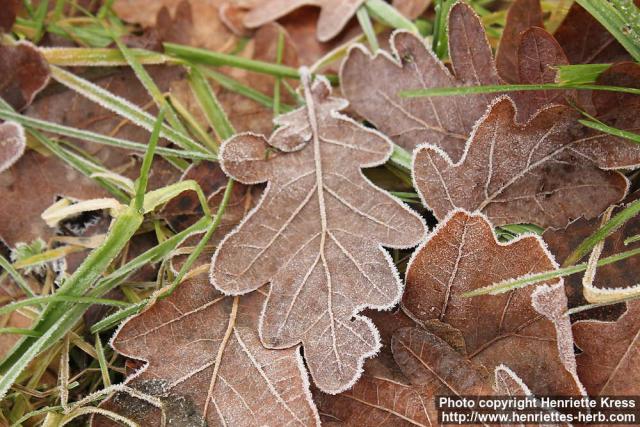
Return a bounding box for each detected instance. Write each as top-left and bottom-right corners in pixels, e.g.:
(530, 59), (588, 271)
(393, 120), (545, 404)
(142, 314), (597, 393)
(392, 0), (431, 20)
(542, 191), (640, 321)
(403, 209), (582, 396)
(0, 0), (19, 33)
(0, 151), (105, 246)
(412, 97), (630, 228)
(340, 3), (502, 161)
(0, 121), (25, 174)
(512, 27), (571, 122)
(243, 0), (364, 42)
(210, 74), (426, 393)
(93, 282), (320, 426)
(113, 0), (236, 51)
(495, 0), (544, 84)
(0, 41), (50, 111)
(554, 2), (638, 65)
(573, 301), (640, 395)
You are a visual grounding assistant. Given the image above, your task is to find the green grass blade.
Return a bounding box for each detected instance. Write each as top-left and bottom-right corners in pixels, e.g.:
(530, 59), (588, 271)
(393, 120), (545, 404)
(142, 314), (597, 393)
(576, 0), (640, 62)
(389, 144), (412, 170)
(464, 246), (640, 297)
(432, 0), (456, 59)
(41, 47), (170, 67)
(188, 67), (235, 149)
(357, 6), (379, 52)
(89, 301), (146, 334)
(135, 108), (165, 211)
(579, 119), (640, 145)
(0, 256), (35, 299)
(165, 43), (339, 84)
(50, 66), (206, 153)
(400, 82), (640, 98)
(365, 0), (419, 33)
(563, 198), (640, 267)
(0, 109), (215, 161)
(556, 64), (611, 85)
(202, 68), (294, 112)
(0, 296), (129, 317)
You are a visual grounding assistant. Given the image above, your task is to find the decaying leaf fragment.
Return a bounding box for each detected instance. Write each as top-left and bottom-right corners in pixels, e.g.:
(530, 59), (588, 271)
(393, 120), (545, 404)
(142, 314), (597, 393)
(243, 0), (364, 42)
(0, 41), (50, 111)
(0, 121), (25, 174)
(573, 301), (640, 396)
(340, 3), (502, 161)
(93, 281), (320, 426)
(211, 72), (426, 393)
(403, 210), (583, 396)
(412, 97), (630, 228)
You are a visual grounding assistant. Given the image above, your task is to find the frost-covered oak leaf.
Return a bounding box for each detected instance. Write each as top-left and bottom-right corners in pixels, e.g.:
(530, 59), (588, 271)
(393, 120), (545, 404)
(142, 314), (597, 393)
(243, 0), (364, 42)
(495, 0), (543, 84)
(340, 2), (502, 162)
(573, 301), (640, 396)
(210, 73), (426, 394)
(403, 210), (584, 396)
(0, 41), (50, 111)
(0, 122), (26, 174)
(93, 281), (320, 427)
(412, 97), (630, 228)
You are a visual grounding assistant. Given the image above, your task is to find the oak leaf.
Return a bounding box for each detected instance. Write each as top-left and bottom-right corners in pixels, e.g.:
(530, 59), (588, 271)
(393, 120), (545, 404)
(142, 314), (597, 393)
(340, 3), (502, 161)
(0, 121), (25, 174)
(412, 97), (630, 228)
(403, 209), (583, 396)
(93, 281), (320, 426)
(0, 0), (19, 33)
(243, 0), (364, 42)
(0, 151), (105, 246)
(554, 1), (639, 65)
(542, 190), (640, 321)
(495, 0), (544, 84)
(573, 301), (640, 396)
(0, 41), (50, 111)
(210, 73), (426, 393)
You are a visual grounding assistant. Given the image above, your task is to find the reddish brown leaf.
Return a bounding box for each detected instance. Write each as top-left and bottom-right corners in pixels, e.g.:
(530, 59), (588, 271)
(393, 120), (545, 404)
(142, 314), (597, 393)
(210, 74), (426, 393)
(0, 121), (25, 173)
(543, 190), (640, 321)
(113, 0), (236, 51)
(0, 42), (50, 111)
(0, 151), (105, 246)
(495, 0), (544, 84)
(243, 0), (364, 42)
(0, 0), (19, 33)
(554, 2), (638, 65)
(573, 301), (640, 396)
(412, 97), (630, 228)
(93, 282), (320, 426)
(392, 0), (431, 20)
(340, 3), (502, 161)
(512, 27), (571, 122)
(403, 210), (583, 396)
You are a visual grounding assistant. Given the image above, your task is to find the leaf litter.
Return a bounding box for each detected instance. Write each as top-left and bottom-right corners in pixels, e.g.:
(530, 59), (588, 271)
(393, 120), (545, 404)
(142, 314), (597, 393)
(2, 0), (640, 425)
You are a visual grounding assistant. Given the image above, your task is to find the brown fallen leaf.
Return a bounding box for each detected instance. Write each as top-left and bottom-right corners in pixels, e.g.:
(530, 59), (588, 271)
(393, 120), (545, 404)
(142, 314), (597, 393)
(0, 42), (50, 111)
(403, 209), (583, 396)
(573, 301), (640, 396)
(511, 27), (571, 122)
(0, 121), (25, 174)
(0, 151), (105, 247)
(113, 0), (236, 51)
(243, 0), (363, 42)
(210, 73), (426, 393)
(392, 0), (431, 20)
(542, 192), (640, 322)
(495, 0), (543, 84)
(554, 2), (638, 65)
(412, 97), (630, 228)
(340, 3), (502, 161)
(93, 282), (320, 426)
(0, 0), (19, 33)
